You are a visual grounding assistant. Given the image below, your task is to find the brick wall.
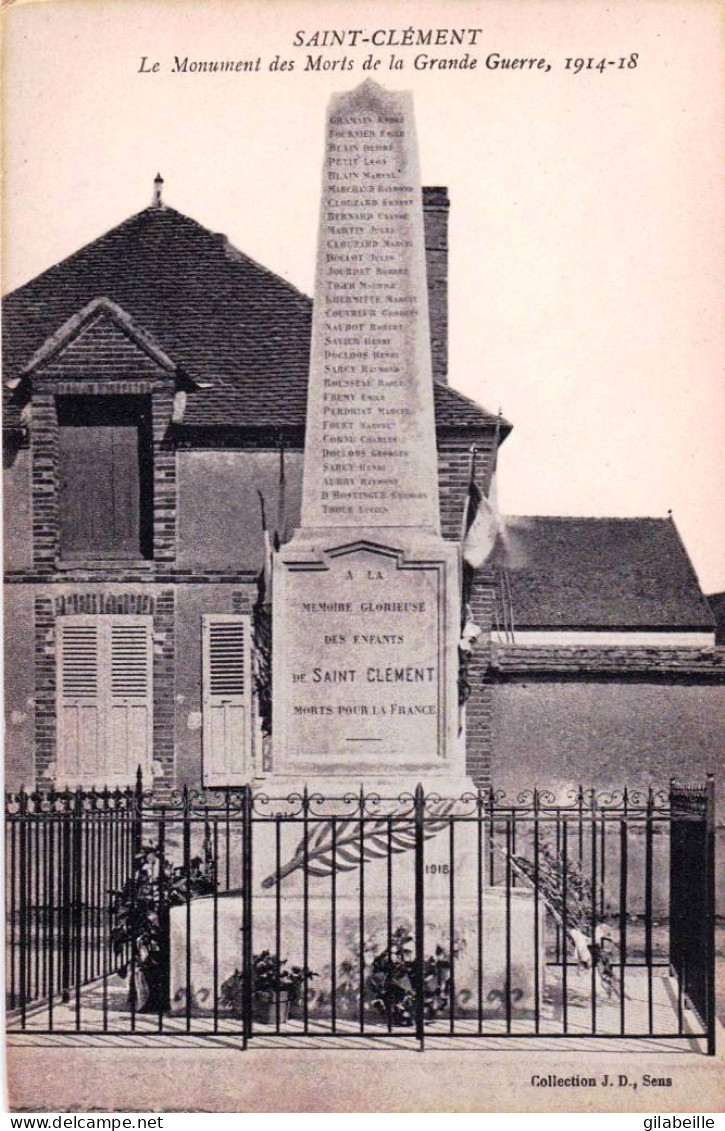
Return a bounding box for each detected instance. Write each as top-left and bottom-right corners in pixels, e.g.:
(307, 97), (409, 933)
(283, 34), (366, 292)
(152, 389), (177, 562)
(463, 582), (496, 786)
(30, 393), (59, 570)
(423, 187), (449, 385)
(33, 596), (56, 784)
(153, 589), (175, 787)
(437, 431), (496, 540)
(232, 590), (255, 614)
(3, 586), (35, 789)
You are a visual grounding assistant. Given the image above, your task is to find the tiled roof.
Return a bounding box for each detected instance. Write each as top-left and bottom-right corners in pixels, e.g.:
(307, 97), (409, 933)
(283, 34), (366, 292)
(2, 203), (501, 433)
(499, 516), (714, 629)
(491, 644), (725, 676)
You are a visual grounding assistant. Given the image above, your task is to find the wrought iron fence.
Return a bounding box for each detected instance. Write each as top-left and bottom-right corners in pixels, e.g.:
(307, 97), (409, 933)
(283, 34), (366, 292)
(5, 784), (138, 1029)
(4, 774), (716, 1052)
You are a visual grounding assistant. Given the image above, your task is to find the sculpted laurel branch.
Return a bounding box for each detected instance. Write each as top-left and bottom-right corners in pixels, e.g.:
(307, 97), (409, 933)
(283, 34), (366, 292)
(261, 800), (455, 888)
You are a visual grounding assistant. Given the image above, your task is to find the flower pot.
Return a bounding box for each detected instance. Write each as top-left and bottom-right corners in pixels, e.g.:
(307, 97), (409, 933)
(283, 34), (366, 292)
(253, 990), (291, 1025)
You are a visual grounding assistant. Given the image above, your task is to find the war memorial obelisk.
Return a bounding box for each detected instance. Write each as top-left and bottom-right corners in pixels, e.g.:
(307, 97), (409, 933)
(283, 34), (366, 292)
(271, 80), (465, 792)
(168, 89), (542, 1004)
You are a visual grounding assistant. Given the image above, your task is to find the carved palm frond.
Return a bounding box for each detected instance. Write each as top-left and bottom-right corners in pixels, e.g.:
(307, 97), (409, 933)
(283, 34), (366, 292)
(262, 801), (455, 888)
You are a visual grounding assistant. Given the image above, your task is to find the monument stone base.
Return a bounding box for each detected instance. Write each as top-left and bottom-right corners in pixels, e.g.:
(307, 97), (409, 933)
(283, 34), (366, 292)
(169, 887), (546, 1019)
(271, 527), (463, 788)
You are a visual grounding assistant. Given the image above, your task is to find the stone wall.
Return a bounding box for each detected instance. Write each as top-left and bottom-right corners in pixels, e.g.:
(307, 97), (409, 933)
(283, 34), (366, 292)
(490, 678), (725, 803)
(489, 677), (725, 912)
(4, 584), (35, 788)
(3, 442), (32, 570)
(176, 449), (304, 571)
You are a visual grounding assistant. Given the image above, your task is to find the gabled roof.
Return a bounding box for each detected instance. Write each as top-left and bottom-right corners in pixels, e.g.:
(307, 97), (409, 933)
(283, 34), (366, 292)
(500, 516), (714, 629)
(3, 202), (502, 433)
(21, 297), (178, 377)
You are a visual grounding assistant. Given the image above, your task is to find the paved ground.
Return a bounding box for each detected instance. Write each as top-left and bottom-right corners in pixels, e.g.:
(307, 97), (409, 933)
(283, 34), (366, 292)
(7, 927), (725, 1111)
(6, 1039), (724, 1112)
(8, 965), (710, 1051)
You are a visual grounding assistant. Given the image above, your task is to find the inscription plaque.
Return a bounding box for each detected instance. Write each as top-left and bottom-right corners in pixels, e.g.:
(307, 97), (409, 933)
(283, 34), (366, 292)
(273, 544), (446, 774)
(301, 79), (440, 532)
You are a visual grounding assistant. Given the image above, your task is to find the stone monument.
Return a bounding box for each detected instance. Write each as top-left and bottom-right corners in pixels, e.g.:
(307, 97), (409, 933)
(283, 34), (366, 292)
(169, 83), (544, 1019)
(271, 79), (464, 793)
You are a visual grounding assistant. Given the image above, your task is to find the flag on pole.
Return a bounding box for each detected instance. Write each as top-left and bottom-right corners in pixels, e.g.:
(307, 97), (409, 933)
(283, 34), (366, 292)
(461, 434), (503, 570)
(254, 490), (274, 736)
(257, 489), (274, 605)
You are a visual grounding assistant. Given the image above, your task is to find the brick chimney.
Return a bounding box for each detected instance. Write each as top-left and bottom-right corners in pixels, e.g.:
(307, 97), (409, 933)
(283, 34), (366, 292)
(422, 186), (449, 384)
(153, 173), (164, 209)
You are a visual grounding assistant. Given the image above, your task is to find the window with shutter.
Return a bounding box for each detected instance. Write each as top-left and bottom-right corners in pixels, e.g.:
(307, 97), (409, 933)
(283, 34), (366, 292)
(108, 620), (153, 779)
(58, 620), (101, 782)
(202, 614), (252, 787)
(57, 396), (153, 560)
(57, 615), (153, 785)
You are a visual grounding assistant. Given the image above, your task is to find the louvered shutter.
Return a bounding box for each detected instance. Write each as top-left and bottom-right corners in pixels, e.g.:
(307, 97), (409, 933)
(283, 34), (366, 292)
(58, 618), (101, 781)
(107, 618), (153, 780)
(57, 615), (153, 785)
(202, 614), (252, 786)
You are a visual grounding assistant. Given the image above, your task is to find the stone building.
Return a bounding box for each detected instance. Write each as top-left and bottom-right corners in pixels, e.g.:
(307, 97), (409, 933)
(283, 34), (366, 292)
(3, 181), (724, 798)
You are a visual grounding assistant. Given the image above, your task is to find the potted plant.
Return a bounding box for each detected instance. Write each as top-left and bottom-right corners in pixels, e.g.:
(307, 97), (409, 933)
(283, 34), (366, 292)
(220, 951), (317, 1024)
(110, 841), (215, 1014)
(366, 926), (460, 1026)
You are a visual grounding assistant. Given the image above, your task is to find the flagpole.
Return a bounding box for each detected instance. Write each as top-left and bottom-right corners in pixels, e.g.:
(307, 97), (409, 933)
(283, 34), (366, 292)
(276, 429), (286, 548)
(490, 409), (502, 489)
(257, 488), (273, 605)
(257, 487), (267, 534)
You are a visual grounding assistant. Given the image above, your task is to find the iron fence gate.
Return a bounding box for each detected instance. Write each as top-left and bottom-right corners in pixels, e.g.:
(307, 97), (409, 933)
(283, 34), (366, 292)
(670, 779), (716, 1052)
(5, 774), (716, 1052)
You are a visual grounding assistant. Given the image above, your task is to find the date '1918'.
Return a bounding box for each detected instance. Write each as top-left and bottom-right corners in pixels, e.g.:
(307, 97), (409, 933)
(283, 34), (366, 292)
(566, 54), (639, 73)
